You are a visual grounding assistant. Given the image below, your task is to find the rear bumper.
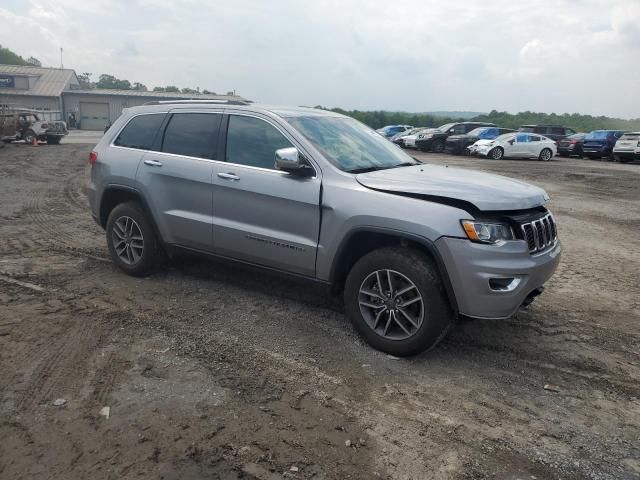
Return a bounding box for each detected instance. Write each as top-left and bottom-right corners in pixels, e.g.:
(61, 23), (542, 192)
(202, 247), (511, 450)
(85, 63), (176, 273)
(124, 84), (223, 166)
(435, 237), (561, 319)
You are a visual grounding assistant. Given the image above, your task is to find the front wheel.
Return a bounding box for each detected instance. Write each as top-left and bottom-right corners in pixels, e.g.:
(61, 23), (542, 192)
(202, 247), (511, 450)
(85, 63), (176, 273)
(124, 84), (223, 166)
(344, 247), (453, 356)
(490, 147), (504, 160)
(106, 202), (161, 276)
(23, 130), (36, 144)
(539, 148), (552, 161)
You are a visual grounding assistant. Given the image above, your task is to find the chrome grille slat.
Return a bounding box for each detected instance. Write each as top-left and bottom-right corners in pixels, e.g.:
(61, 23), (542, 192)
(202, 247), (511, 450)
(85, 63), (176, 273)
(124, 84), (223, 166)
(520, 213), (557, 254)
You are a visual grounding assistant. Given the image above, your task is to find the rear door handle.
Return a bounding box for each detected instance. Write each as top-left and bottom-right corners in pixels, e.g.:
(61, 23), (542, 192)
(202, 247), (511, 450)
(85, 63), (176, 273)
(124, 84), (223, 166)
(218, 172), (240, 181)
(144, 159), (163, 167)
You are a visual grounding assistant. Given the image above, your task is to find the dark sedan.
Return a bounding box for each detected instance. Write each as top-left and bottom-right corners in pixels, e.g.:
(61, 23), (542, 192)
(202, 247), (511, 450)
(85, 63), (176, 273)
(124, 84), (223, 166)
(557, 133), (586, 157)
(445, 126), (515, 155)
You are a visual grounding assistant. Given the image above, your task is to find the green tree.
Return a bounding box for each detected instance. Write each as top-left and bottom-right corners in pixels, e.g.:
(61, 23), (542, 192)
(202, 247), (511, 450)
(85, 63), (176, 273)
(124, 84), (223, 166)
(164, 86), (179, 93)
(26, 56), (42, 67)
(132, 82), (147, 91)
(96, 74), (131, 90)
(0, 44), (29, 65)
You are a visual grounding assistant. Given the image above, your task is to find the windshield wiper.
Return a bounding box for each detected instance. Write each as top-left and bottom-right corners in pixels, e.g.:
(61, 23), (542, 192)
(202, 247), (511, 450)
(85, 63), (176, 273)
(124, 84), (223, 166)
(347, 162), (418, 174)
(389, 161), (419, 169)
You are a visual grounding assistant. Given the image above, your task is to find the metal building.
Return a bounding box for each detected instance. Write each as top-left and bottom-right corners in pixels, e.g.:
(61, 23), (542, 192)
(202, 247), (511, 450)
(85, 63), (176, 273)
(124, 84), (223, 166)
(0, 64), (248, 130)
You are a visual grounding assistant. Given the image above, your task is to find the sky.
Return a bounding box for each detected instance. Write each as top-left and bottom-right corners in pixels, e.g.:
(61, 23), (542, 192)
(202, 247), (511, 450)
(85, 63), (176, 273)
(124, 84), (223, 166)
(1, 0), (639, 118)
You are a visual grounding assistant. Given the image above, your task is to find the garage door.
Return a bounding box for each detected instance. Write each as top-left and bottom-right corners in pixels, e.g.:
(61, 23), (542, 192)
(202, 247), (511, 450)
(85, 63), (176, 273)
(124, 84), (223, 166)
(80, 102), (109, 130)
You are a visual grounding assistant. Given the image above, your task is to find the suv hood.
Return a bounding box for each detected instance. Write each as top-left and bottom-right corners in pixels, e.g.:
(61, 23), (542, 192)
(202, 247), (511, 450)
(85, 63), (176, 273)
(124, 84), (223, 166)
(356, 164), (549, 211)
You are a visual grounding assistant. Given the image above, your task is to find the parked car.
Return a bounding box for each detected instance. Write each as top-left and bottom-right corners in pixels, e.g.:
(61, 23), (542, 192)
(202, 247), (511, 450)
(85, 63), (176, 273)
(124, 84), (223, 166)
(582, 130), (625, 160)
(89, 101), (560, 356)
(415, 122), (495, 153)
(390, 127), (422, 147)
(445, 127), (515, 155)
(557, 133), (586, 157)
(612, 132), (640, 163)
(470, 132), (557, 161)
(518, 125), (576, 143)
(400, 128), (435, 149)
(376, 125), (413, 139)
(0, 110), (68, 144)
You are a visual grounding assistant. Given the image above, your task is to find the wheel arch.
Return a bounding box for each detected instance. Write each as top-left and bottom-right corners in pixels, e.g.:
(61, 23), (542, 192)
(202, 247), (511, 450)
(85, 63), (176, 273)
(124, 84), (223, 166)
(328, 228), (459, 315)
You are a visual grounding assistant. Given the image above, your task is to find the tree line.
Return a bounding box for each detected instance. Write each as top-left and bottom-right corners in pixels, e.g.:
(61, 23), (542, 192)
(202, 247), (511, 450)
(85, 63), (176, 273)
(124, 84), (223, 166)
(322, 107), (640, 133)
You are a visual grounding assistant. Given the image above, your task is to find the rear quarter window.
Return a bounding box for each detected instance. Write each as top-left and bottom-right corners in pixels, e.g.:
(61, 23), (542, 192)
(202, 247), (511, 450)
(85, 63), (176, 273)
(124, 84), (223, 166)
(114, 114), (165, 150)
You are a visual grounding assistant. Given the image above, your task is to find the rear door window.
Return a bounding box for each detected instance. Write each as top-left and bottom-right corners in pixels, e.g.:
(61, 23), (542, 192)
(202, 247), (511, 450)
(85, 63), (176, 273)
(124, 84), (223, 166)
(114, 114), (165, 150)
(551, 127), (564, 135)
(529, 135), (542, 142)
(161, 113), (221, 159)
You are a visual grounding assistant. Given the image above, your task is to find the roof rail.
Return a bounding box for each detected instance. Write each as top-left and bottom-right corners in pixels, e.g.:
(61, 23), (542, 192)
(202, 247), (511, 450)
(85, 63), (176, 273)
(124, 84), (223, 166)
(142, 99), (252, 106)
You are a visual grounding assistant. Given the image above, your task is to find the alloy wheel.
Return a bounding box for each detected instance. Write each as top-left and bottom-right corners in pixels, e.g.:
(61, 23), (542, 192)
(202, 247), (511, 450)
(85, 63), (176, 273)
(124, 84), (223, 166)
(358, 269), (424, 340)
(491, 148), (503, 160)
(112, 216), (144, 265)
(540, 149), (552, 161)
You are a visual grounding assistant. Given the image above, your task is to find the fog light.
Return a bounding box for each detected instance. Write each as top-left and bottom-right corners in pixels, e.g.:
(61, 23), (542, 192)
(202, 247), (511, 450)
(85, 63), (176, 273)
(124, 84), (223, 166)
(489, 277), (521, 292)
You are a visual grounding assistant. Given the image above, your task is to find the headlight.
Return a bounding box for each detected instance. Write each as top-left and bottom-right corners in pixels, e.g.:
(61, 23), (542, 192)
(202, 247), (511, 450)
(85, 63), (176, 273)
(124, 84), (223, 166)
(461, 220), (515, 244)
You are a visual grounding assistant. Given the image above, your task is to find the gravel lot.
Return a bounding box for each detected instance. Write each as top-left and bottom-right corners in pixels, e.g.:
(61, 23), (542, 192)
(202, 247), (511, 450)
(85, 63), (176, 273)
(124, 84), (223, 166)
(1, 142), (639, 479)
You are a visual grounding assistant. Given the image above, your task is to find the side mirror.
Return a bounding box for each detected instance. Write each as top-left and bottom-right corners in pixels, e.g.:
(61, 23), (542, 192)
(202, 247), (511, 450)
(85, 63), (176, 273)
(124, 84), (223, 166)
(275, 147), (313, 176)
(508, 139), (515, 145)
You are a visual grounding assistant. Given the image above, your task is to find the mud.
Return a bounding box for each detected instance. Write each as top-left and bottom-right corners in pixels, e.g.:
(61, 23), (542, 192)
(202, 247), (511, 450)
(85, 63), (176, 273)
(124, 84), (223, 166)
(0, 143), (638, 479)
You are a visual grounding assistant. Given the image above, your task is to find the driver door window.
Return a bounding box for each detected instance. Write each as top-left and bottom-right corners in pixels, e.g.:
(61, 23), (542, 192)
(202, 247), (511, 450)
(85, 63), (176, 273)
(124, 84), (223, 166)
(226, 115), (292, 170)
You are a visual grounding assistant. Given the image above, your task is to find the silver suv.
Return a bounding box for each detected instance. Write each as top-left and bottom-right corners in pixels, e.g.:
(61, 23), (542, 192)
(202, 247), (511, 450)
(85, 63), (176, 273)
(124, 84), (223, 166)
(88, 101), (561, 356)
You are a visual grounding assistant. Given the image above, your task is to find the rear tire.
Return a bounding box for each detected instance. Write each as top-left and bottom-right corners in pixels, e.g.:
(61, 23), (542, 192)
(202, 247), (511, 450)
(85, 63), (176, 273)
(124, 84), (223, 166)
(106, 202), (161, 276)
(490, 147), (504, 160)
(432, 140), (445, 153)
(539, 148), (552, 161)
(344, 247), (453, 356)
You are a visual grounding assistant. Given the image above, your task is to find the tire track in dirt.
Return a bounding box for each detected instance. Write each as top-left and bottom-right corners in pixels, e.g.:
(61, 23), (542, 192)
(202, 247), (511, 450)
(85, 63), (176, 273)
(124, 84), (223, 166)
(16, 320), (102, 410)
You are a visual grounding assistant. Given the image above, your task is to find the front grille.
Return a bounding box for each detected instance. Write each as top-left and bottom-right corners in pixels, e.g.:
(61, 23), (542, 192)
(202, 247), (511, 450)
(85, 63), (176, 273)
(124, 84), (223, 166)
(520, 213), (557, 253)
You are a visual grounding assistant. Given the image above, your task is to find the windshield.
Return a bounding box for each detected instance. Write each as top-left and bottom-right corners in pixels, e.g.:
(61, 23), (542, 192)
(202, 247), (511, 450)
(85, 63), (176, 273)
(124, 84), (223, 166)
(568, 133), (585, 140)
(436, 123), (455, 132)
(586, 130), (609, 140)
(495, 133), (515, 142)
(620, 133), (639, 140)
(284, 115), (417, 172)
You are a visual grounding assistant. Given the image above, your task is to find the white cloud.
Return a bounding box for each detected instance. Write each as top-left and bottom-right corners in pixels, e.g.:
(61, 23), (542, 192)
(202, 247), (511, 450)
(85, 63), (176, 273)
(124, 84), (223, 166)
(1, 0), (638, 118)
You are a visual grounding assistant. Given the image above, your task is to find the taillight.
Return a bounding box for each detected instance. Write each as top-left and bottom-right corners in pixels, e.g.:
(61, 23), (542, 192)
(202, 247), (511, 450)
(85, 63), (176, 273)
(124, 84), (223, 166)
(570, 140), (577, 144)
(89, 151), (98, 165)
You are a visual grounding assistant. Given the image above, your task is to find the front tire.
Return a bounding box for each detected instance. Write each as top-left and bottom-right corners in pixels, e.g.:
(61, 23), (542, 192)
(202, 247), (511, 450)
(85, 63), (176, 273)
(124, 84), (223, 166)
(539, 148), (552, 161)
(106, 202), (161, 276)
(490, 147), (504, 160)
(344, 247), (453, 356)
(23, 130), (36, 144)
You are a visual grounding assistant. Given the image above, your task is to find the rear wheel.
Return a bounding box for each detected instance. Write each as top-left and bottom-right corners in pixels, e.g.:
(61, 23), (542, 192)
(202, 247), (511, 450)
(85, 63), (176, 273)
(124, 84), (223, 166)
(344, 247), (453, 356)
(23, 130), (36, 144)
(432, 140), (445, 153)
(490, 147), (504, 160)
(106, 202), (161, 276)
(539, 148), (552, 161)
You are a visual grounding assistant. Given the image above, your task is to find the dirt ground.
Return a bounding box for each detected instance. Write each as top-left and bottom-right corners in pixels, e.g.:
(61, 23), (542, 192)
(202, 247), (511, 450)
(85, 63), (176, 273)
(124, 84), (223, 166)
(0, 141), (639, 480)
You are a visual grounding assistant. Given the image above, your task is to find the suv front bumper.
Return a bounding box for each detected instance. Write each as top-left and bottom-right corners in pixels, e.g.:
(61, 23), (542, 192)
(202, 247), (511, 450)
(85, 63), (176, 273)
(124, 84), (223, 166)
(435, 237), (561, 319)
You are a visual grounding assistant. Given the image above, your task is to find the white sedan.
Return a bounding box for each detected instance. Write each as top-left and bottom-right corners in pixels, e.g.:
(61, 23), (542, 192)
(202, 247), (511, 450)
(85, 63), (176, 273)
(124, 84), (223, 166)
(470, 132), (557, 161)
(402, 128), (435, 149)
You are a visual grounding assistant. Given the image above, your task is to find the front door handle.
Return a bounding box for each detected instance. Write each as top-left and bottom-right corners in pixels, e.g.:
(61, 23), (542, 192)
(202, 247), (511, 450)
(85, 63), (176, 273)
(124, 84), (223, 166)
(144, 159), (163, 167)
(218, 172), (240, 181)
